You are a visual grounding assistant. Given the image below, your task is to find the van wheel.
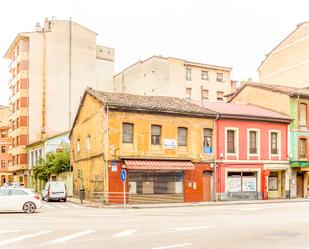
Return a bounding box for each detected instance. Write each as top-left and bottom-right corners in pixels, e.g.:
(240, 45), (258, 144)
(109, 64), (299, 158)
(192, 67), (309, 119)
(23, 202), (36, 213)
(63, 198), (67, 202)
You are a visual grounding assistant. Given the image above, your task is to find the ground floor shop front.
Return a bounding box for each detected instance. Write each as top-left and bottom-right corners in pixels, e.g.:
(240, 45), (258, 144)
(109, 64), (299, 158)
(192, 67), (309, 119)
(0, 172), (12, 186)
(290, 164), (309, 198)
(108, 160), (214, 204)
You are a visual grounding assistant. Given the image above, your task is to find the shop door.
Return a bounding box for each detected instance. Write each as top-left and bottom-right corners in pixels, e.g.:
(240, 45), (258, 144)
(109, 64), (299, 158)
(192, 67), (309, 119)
(297, 175), (304, 198)
(202, 171), (212, 201)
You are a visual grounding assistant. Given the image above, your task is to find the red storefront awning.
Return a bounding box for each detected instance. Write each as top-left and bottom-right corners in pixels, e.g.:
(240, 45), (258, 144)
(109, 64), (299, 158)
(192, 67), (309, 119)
(124, 160), (194, 170)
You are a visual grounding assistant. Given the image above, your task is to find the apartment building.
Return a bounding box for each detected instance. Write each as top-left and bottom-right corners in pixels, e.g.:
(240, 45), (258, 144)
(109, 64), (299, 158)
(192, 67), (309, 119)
(0, 106), (12, 185)
(258, 22), (309, 87)
(114, 56), (233, 101)
(4, 18), (115, 186)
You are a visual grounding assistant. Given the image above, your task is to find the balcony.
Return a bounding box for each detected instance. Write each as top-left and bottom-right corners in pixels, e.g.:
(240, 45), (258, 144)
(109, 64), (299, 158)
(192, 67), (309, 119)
(9, 89), (29, 105)
(9, 107), (28, 121)
(9, 145), (27, 156)
(8, 71), (29, 88)
(8, 163), (28, 172)
(9, 127), (28, 139)
(8, 52), (29, 71)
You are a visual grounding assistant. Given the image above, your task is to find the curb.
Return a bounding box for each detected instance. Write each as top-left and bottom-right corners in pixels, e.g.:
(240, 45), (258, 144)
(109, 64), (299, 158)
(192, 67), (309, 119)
(68, 198), (309, 209)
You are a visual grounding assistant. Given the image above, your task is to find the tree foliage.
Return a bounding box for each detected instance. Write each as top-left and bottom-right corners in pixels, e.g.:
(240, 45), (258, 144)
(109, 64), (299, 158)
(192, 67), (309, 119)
(32, 143), (71, 182)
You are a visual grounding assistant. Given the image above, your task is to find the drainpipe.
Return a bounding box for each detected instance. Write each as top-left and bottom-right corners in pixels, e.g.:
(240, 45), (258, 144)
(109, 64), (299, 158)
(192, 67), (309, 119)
(212, 113), (220, 201)
(104, 105), (109, 203)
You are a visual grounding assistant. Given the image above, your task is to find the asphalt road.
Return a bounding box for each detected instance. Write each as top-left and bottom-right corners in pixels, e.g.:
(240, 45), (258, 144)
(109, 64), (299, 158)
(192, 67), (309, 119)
(0, 201), (309, 249)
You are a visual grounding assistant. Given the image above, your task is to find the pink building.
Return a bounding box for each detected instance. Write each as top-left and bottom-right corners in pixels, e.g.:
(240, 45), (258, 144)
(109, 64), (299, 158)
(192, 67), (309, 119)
(194, 101), (291, 200)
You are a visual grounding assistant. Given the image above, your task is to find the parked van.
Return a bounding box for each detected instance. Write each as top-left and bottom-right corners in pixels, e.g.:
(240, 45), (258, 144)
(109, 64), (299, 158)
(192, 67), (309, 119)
(41, 182), (67, 202)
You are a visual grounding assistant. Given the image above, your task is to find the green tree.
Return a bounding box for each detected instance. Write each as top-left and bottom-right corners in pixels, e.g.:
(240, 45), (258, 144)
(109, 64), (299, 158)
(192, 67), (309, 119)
(32, 143), (71, 182)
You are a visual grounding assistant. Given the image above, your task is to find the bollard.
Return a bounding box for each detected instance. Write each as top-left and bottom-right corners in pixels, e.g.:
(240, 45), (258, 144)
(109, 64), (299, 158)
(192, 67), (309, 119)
(80, 188), (85, 204)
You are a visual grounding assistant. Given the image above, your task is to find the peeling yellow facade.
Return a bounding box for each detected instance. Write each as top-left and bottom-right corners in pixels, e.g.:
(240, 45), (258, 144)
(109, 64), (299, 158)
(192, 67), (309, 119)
(70, 93), (215, 198)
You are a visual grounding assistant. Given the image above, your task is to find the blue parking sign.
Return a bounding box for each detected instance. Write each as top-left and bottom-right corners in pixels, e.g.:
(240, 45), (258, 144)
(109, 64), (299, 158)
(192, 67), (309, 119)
(121, 169), (127, 182)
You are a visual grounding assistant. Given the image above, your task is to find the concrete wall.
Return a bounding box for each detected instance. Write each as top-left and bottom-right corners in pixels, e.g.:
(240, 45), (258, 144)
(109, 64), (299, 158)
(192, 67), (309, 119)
(114, 56), (232, 102)
(231, 86), (291, 116)
(259, 23), (309, 87)
(25, 19), (115, 143)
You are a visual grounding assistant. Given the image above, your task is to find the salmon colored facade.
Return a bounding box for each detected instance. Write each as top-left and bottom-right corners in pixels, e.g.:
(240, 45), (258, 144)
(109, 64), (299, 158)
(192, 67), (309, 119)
(215, 119), (289, 200)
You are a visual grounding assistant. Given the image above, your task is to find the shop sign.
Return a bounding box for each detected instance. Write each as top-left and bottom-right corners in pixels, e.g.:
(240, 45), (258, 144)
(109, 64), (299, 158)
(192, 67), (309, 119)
(227, 177), (241, 192)
(163, 139), (177, 149)
(111, 161), (117, 172)
(242, 177), (257, 192)
(203, 146), (212, 154)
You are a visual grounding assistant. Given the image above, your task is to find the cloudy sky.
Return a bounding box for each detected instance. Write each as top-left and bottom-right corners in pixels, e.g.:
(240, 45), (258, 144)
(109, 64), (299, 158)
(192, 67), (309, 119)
(0, 0), (308, 104)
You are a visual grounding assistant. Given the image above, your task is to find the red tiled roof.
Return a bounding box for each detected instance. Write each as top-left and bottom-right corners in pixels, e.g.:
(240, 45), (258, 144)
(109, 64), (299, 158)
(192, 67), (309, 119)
(192, 100), (291, 122)
(124, 160), (194, 170)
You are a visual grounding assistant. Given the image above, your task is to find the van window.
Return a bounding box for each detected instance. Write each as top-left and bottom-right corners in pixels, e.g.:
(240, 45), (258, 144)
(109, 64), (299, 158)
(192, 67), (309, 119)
(51, 182), (65, 192)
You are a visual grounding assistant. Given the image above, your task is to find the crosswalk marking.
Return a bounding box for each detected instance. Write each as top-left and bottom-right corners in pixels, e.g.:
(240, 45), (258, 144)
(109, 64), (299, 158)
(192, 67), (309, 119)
(47, 230), (95, 243)
(42, 204), (53, 209)
(112, 229), (137, 238)
(0, 230), (51, 247)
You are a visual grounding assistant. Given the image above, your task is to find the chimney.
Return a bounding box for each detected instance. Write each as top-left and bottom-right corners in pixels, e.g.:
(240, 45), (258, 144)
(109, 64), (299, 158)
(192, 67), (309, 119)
(35, 22), (41, 32)
(43, 17), (50, 31)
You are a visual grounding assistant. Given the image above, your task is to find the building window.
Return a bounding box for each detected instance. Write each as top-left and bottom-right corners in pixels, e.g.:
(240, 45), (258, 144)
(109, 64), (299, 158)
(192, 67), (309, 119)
(186, 68), (192, 81)
(227, 130), (236, 154)
(249, 131), (257, 154)
(202, 89), (209, 100)
(270, 132), (278, 155)
(86, 135), (91, 153)
(8, 160), (12, 166)
(185, 88), (192, 100)
(123, 123), (134, 143)
(77, 139), (80, 154)
(1, 161), (5, 168)
(1, 131), (6, 138)
(203, 129), (212, 153)
(178, 127), (188, 146)
(16, 118), (20, 128)
(1, 146), (5, 153)
(201, 71), (208, 80)
(300, 138), (307, 158)
(16, 155), (20, 165)
(217, 91), (224, 101)
(30, 151), (34, 166)
(300, 103), (307, 128)
(216, 72), (223, 82)
(151, 125), (161, 145)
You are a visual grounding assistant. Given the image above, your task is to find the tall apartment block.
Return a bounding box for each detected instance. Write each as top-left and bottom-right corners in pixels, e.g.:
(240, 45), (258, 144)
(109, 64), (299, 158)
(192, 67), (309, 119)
(114, 56), (233, 101)
(0, 106), (12, 185)
(4, 18), (115, 186)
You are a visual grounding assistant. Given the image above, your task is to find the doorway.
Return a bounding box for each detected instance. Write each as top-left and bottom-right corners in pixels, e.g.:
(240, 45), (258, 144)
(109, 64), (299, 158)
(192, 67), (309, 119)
(297, 173), (304, 198)
(202, 171), (212, 201)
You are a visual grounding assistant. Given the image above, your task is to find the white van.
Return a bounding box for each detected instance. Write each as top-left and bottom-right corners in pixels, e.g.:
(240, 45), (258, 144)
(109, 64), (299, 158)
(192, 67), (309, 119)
(41, 181), (67, 202)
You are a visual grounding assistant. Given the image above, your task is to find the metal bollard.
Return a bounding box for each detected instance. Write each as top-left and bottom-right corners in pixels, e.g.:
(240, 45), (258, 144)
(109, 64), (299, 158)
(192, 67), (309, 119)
(80, 188), (85, 204)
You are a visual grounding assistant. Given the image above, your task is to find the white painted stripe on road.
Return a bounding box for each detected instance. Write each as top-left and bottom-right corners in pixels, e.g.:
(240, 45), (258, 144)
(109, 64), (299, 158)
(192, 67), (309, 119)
(47, 230), (95, 243)
(112, 229), (137, 238)
(173, 226), (211, 231)
(151, 243), (192, 249)
(57, 204), (68, 209)
(42, 204), (53, 209)
(0, 230), (21, 235)
(68, 204), (83, 208)
(0, 230), (51, 247)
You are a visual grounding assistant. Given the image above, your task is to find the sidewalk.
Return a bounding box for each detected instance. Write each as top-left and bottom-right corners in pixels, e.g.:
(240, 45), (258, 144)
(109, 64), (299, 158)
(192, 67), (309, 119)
(68, 197), (309, 209)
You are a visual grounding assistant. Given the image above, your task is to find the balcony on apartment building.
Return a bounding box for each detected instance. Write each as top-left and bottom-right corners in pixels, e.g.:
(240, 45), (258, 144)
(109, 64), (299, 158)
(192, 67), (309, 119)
(8, 71), (28, 88)
(9, 89), (29, 106)
(8, 52), (28, 71)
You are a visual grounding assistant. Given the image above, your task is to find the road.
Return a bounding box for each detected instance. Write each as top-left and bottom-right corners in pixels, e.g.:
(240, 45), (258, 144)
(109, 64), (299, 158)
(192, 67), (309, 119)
(0, 201), (309, 249)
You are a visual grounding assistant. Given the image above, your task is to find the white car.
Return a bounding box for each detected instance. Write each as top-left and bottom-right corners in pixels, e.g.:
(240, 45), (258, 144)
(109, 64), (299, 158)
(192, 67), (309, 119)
(42, 181), (67, 202)
(0, 188), (42, 213)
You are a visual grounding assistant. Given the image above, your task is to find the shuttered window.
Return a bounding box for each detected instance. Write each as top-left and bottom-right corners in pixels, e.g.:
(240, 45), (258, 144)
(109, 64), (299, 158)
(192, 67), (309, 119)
(271, 132), (278, 155)
(178, 127), (188, 146)
(123, 123), (134, 143)
(249, 131), (257, 154)
(227, 130), (236, 153)
(151, 125), (161, 145)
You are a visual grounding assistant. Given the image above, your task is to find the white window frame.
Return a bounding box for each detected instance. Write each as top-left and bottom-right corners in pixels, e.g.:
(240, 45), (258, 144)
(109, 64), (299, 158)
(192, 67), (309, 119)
(225, 127), (239, 159)
(247, 128), (260, 159)
(269, 130), (281, 160)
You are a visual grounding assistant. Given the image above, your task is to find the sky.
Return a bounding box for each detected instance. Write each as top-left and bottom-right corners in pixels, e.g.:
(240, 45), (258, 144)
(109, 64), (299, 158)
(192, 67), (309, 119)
(0, 0), (308, 105)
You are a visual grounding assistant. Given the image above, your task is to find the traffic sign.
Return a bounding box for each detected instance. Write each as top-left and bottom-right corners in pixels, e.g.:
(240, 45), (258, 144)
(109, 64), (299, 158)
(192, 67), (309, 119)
(120, 169), (127, 182)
